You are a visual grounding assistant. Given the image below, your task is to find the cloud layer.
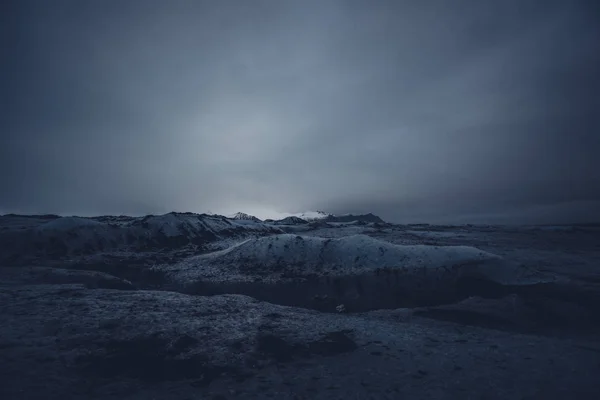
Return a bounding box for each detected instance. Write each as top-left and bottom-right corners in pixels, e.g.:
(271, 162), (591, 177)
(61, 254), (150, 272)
(2, 0), (599, 222)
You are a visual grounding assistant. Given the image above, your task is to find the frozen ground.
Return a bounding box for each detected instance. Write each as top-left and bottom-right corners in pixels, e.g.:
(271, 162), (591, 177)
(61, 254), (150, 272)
(1, 214), (600, 399)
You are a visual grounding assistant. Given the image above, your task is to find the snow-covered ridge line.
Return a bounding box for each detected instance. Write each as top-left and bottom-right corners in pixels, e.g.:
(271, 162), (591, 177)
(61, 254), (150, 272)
(169, 233), (507, 282)
(161, 233), (558, 312)
(217, 233), (500, 270)
(0, 212), (282, 263)
(289, 211), (331, 221)
(227, 212), (262, 222)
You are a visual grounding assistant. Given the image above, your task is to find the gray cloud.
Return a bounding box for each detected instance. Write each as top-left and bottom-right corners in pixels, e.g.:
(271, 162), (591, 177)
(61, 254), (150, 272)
(2, 0), (599, 222)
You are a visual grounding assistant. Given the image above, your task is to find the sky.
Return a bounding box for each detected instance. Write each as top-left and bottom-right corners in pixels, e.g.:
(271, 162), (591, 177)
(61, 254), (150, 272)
(2, 0), (599, 223)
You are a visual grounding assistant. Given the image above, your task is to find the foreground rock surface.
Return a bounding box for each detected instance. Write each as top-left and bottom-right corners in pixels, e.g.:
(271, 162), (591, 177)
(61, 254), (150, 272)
(2, 219), (600, 399)
(1, 278), (600, 399)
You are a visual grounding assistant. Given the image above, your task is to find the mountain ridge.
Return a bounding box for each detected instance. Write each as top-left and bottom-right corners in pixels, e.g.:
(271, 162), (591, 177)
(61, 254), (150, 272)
(325, 213), (384, 223)
(228, 212), (262, 222)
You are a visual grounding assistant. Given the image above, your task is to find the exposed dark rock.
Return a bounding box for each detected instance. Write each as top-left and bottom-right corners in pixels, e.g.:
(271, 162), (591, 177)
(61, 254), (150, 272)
(1, 273), (600, 399)
(78, 334), (233, 384)
(326, 213), (384, 223)
(273, 216), (309, 225)
(307, 330), (358, 356)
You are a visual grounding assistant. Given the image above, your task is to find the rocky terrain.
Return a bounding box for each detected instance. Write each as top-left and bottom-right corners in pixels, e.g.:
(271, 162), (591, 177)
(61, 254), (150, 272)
(1, 213), (600, 399)
(0, 213), (282, 266)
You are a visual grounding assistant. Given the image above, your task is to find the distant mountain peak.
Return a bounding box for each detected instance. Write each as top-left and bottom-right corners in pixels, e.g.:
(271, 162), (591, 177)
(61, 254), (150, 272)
(326, 213), (384, 223)
(273, 216), (308, 225)
(228, 212), (262, 222)
(290, 211), (331, 221)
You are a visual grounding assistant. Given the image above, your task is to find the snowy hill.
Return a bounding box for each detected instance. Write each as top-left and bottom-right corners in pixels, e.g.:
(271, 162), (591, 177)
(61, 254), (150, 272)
(0, 212), (282, 264)
(273, 216), (308, 225)
(171, 234), (503, 282)
(162, 233), (557, 311)
(280, 211), (384, 224)
(289, 211), (331, 221)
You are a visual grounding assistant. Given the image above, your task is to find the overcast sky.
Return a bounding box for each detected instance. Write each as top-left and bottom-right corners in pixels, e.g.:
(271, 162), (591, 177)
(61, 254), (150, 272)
(2, 0), (599, 223)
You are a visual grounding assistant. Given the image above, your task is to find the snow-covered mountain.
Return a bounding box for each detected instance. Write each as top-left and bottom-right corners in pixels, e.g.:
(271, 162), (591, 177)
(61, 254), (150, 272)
(0, 212), (281, 264)
(282, 211), (385, 223)
(228, 212), (262, 222)
(273, 216), (308, 225)
(288, 211), (331, 221)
